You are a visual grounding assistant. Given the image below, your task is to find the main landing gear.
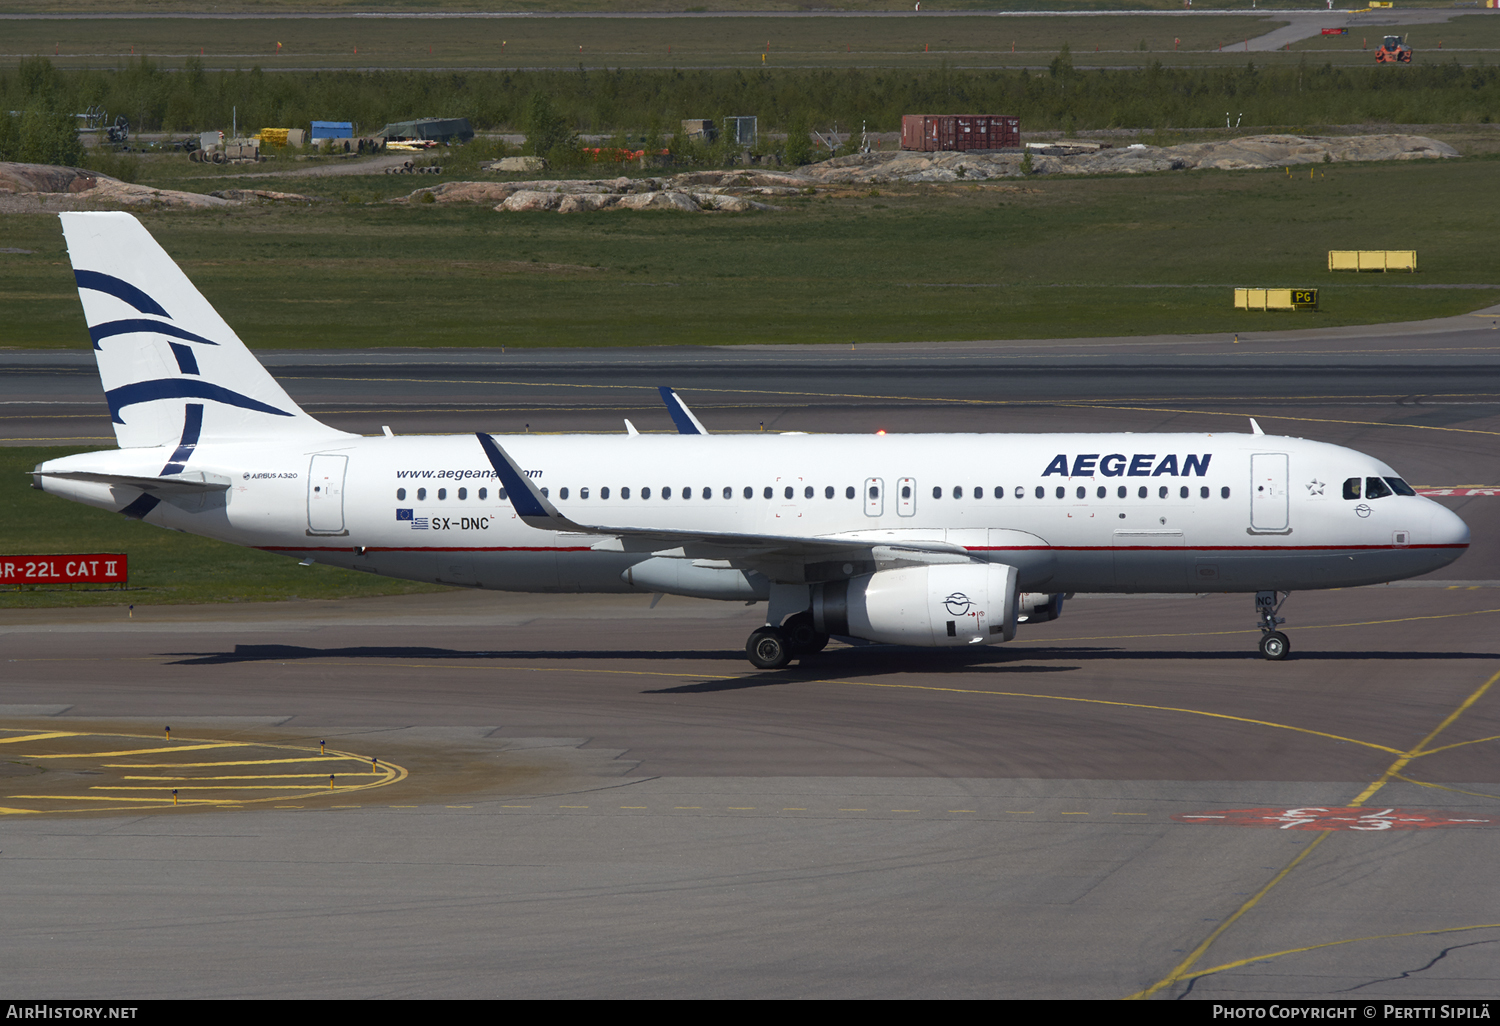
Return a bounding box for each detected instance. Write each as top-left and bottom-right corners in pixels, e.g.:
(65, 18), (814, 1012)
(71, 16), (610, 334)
(746, 611), (830, 670)
(1255, 590), (1291, 661)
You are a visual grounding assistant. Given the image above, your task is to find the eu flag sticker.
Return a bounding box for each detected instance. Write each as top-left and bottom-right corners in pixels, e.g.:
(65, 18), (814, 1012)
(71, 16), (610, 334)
(396, 508), (413, 521)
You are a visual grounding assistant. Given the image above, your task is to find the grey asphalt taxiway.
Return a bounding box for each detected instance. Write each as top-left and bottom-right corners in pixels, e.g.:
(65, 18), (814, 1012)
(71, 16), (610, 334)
(3, 312), (1500, 999)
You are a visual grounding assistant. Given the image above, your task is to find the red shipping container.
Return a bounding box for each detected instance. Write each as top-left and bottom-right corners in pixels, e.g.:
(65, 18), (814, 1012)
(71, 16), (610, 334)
(902, 114), (1019, 152)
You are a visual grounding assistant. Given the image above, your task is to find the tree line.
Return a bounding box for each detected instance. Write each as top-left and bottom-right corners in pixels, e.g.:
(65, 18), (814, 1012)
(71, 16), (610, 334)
(1, 54), (1495, 163)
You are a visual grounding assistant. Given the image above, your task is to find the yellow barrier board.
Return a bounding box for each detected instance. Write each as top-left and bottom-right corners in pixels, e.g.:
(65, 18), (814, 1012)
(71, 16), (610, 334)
(259, 128), (291, 147)
(1328, 250), (1416, 272)
(1235, 288), (1319, 311)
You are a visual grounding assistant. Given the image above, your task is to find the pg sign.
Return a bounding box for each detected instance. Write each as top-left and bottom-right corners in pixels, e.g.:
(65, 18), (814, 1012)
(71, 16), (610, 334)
(1, 554), (128, 584)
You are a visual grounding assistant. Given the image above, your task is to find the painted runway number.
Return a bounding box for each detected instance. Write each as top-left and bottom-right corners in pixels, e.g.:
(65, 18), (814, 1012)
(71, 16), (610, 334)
(1173, 807), (1493, 831)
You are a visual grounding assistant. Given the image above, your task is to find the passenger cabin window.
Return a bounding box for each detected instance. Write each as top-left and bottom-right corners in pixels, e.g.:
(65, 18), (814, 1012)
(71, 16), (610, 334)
(704, 487), (713, 500)
(580, 487), (590, 499)
(932, 486), (941, 500)
(1077, 486), (1087, 499)
(601, 486), (610, 499)
(397, 488), (406, 500)
(1015, 486), (1024, 499)
(764, 487), (773, 500)
(1365, 477), (1393, 499)
(1097, 486), (1106, 499)
(724, 487), (733, 499)
(1199, 486), (1208, 500)
(1116, 486), (1126, 499)
(1034, 486), (1044, 499)
(558, 487), (568, 500)
(621, 487), (630, 499)
(995, 487), (1005, 499)
(458, 488), (467, 500)
(804, 486), (814, 499)
(784, 486), (794, 500)
(1137, 486), (1147, 499)
(1221, 487), (1231, 499)
(744, 486), (753, 500)
(825, 486), (835, 499)
(496, 489), (506, 500)
(642, 487), (652, 499)
(417, 488), (427, 501)
(1344, 478), (1362, 500)
(846, 486), (856, 500)
(537, 488), (546, 499)
(662, 486), (671, 499)
(1179, 486), (1189, 499)
(1159, 486), (1168, 499)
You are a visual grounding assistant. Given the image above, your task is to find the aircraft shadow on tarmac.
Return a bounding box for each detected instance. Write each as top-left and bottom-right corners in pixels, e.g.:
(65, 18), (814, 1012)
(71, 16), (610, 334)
(161, 643), (1494, 691)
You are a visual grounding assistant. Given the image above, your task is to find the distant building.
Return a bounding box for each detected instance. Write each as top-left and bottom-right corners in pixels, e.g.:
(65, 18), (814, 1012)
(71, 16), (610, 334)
(375, 118), (475, 144)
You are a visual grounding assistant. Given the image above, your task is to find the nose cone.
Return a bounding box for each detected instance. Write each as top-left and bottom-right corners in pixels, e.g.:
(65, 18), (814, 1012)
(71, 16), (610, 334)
(1427, 502), (1470, 569)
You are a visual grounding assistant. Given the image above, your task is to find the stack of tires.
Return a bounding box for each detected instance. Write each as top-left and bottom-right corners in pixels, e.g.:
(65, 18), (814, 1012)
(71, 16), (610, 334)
(383, 161), (442, 175)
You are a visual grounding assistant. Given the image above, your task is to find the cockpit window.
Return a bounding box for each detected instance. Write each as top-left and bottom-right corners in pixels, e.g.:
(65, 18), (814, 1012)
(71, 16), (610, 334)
(1343, 477), (1361, 500)
(1384, 477), (1416, 497)
(1365, 477), (1393, 499)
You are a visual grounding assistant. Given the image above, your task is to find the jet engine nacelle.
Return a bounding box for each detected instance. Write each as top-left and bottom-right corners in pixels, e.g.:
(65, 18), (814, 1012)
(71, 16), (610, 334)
(811, 562), (1019, 648)
(1017, 592), (1067, 624)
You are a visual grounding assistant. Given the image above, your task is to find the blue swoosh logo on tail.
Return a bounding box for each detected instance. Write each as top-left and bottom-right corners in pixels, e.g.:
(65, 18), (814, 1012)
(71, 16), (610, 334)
(106, 380), (292, 425)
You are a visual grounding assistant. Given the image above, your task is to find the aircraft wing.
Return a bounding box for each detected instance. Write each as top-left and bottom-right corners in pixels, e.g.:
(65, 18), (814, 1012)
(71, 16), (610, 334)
(475, 433), (969, 580)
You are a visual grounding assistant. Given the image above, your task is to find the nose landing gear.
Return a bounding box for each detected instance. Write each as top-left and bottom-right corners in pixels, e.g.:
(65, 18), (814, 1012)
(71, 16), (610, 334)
(1255, 590), (1291, 660)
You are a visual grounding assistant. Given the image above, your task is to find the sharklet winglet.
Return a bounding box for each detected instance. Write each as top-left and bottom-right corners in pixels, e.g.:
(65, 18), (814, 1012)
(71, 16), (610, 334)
(475, 433), (589, 532)
(659, 386), (708, 436)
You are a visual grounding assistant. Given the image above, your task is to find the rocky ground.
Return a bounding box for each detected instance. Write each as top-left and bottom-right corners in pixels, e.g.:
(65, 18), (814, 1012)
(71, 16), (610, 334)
(0, 135), (1460, 217)
(799, 134), (1458, 184)
(399, 169), (806, 213)
(0, 163), (318, 212)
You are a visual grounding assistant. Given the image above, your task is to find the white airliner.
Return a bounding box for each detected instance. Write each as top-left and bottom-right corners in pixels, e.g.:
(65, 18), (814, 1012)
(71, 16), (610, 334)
(34, 212), (1470, 667)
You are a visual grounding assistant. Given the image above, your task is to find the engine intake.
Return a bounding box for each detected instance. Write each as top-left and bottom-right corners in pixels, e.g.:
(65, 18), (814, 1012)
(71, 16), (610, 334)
(812, 563), (1019, 647)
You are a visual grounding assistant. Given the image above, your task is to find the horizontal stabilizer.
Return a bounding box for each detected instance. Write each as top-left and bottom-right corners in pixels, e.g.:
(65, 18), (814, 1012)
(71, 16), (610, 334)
(34, 469), (230, 494)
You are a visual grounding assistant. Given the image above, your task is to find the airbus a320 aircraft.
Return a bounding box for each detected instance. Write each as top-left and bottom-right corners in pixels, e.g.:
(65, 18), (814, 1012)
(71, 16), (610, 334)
(34, 213), (1470, 668)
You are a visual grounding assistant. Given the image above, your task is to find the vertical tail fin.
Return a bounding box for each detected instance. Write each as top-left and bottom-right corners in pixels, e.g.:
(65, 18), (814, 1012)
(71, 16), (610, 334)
(59, 211), (349, 451)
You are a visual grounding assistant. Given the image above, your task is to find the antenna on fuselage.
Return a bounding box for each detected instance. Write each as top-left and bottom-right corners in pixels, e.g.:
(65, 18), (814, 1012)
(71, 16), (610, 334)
(1249, 418), (1265, 435)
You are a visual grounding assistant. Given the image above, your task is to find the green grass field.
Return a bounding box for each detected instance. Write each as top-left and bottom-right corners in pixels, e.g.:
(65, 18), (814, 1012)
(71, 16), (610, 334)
(0, 447), (447, 608)
(3, 15), (1288, 71)
(4, 153), (1498, 353)
(0, 1), (1408, 14)
(10, 13), (1498, 71)
(1289, 15), (1500, 58)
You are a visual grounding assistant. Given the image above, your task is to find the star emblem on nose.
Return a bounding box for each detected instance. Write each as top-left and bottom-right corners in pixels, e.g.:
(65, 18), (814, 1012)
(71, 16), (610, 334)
(1306, 478), (1325, 495)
